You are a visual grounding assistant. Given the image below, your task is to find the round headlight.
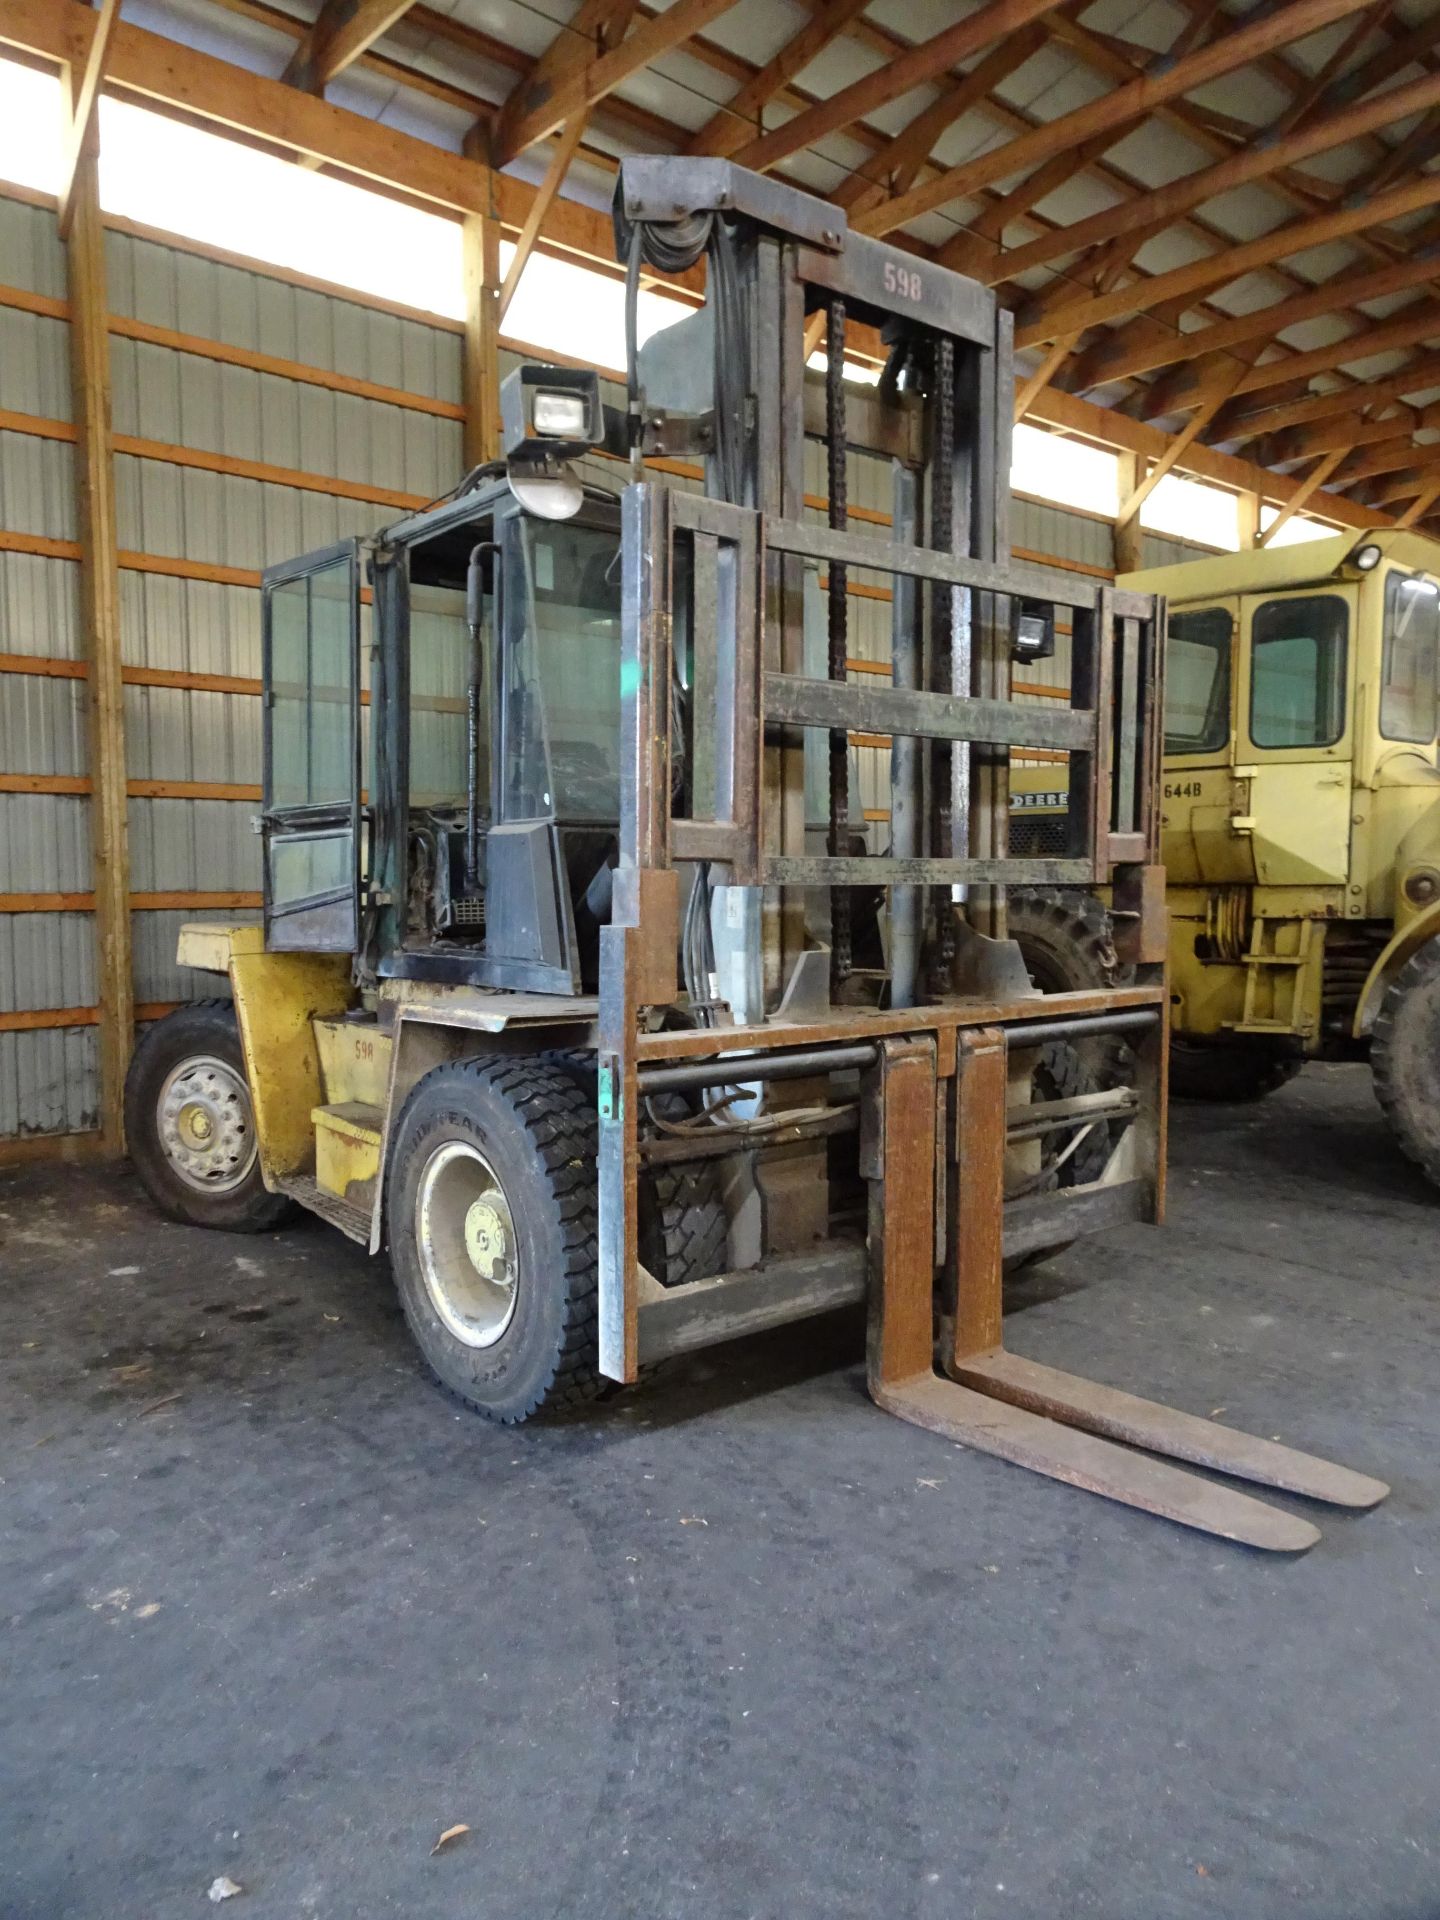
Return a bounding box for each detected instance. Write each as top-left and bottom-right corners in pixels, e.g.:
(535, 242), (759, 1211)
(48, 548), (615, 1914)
(1351, 542), (1382, 571)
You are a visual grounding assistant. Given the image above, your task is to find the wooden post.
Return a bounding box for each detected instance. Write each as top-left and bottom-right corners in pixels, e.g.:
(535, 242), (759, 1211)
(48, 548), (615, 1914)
(1236, 487), (1260, 550)
(65, 104), (133, 1153)
(461, 134), (502, 470)
(1113, 451), (1145, 575)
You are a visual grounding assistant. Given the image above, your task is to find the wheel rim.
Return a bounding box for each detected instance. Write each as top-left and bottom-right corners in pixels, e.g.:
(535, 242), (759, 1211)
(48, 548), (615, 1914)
(157, 1054), (258, 1194)
(415, 1140), (519, 1348)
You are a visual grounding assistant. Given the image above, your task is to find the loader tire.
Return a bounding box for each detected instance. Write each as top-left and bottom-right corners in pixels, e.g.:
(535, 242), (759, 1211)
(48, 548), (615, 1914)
(123, 999), (294, 1233)
(1007, 887), (1130, 997)
(387, 1057), (603, 1423)
(544, 1050), (728, 1288)
(1168, 1037), (1301, 1104)
(1371, 939), (1440, 1188)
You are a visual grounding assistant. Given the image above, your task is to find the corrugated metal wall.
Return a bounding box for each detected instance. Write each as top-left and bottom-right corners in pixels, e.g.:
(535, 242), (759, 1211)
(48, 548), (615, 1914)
(0, 180), (1235, 1152)
(0, 188), (463, 1144)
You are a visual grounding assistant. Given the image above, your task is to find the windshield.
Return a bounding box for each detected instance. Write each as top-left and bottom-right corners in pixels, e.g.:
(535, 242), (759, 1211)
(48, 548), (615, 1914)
(500, 516), (622, 823)
(1165, 606), (1231, 756)
(1380, 569), (1440, 745)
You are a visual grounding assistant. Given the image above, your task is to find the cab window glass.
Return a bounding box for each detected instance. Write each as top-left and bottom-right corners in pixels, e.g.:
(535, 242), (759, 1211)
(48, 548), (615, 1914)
(1381, 570), (1440, 744)
(1249, 594), (1347, 749)
(1164, 606), (1231, 755)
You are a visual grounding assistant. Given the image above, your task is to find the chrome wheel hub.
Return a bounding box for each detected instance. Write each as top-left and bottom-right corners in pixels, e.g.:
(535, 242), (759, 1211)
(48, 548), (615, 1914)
(157, 1054), (257, 1194)
(416, 1141), (518, 1348)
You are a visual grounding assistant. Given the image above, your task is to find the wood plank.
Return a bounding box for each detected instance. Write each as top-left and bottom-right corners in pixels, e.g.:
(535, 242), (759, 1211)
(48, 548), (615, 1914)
(865, 1036), (939, 1389)
(734, 0), (1057, 175)
(950, 1029), (1007, 1363)
(860, 0), (1373, 239)
(56, 0), (118, 239)
(108, 315), (464, 419)
(65, 125), (133, 1154)
(282, 0), (421, 92)
(493, 0), (742, 165)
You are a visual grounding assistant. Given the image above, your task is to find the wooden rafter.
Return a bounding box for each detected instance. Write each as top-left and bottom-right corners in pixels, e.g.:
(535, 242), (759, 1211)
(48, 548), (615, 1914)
(1116, 355), (1263, 527)
(1258, 448), (1350, 544)
(1015, 171), (1440, 348)
(1074, 240), (1440, 396)
(1223, 353), (1440, 447)
(1371, 463), (1440, 508)
(492, 0), (740, 166)
(730, 0), (1058, 176)
(1335, 435), (1440, 487)
(838, 26), (1048, 217)
(281, 0), (419, 92)
(497, 0), (637, 321)
(1147, 303), (1440, 419)
(972, 61), (1440, 296)
(855, 0), (1374, 240)
(686, 0), (872, 158)
(56, 0), (119, 240)
(1396, 482), (1440, 528)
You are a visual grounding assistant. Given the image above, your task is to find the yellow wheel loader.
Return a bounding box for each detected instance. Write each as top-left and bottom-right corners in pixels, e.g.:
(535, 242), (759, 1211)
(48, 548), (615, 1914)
(1121, 533), (1440, 1185)
(121, 160), (1385, 1548)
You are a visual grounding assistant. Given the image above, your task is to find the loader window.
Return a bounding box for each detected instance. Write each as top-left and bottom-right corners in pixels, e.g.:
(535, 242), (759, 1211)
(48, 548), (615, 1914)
(1165, 607), (1231, 756)
(1381, 571), (1440, 744)
(1249, 594), (1347, 750)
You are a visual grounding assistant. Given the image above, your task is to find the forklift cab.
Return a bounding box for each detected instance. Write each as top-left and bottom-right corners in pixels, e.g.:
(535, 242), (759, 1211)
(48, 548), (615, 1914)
(260, 369), (628, 998)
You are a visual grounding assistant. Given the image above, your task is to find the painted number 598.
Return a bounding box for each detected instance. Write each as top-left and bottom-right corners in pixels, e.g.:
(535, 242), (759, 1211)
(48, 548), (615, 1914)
(882, 260), (923, 303)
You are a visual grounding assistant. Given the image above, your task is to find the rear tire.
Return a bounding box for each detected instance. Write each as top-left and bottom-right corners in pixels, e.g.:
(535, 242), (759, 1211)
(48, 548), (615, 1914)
(387, 1056), (602, 1422)
(1371, 939), (1440, 1187)
(123, 999), (293, 1232)
(1007, 887), (1129, 996)
(1169, 1037), (1302, 1104)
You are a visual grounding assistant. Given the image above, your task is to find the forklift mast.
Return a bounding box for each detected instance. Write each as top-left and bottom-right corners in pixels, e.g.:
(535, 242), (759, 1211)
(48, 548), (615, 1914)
(589, 159), (1387, 1545)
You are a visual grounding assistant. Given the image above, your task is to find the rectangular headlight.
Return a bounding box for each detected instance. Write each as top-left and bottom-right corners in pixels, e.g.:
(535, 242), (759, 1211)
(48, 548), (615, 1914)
(532, 389), (590, 438)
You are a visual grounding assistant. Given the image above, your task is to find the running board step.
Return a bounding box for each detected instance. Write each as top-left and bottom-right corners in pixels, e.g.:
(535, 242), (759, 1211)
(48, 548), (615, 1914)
(950, 1350), (1389, 1510)
(875, 1374), (1323, 1554)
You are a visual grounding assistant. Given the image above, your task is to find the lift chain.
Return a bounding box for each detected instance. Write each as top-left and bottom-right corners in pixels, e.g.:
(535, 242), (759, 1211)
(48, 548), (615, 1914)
(826, 297), (852, 984)
(927, 333), (956, 998)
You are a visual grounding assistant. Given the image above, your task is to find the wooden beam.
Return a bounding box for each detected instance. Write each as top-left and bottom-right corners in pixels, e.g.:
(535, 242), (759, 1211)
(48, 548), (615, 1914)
(1222, 353), (1440, 445)
(732, 0), (1058, 176)
(687, 0), (872, 157)
(1260, 405), (1424, 467)
(462, 133), (500, 470)
(1014, 335), (1083, 423)
(1335, 435), (1440, 485)
(1396, 481), (1440, 528)
(1151, 302), (1440, 416)
(1258, 447), (1348, 544)
(64, 94), (133, 1155)
(837, 25), (1048, 215)
(1112, 452), (1145, 574)
(1074, 243), (1440, 393)
(281, 0), (420, 92)
(492, 0), (741, 166)
(1016, 171), (1440, 347)
(56, 0), (118, 240)
(857, 0), (1374, 239)
(1116, 356), (1259, 526)
(986, 62), (1440, 295)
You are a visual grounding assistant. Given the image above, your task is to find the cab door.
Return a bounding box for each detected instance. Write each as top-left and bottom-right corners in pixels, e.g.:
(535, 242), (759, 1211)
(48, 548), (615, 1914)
(261, 540), (363, 950)
(1236, 584), (1356, 888)
(1161, 598), (1246, 885)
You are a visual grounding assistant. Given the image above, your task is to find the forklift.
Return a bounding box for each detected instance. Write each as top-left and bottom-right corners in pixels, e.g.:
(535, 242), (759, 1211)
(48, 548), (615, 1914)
(123, 159), (1386, 1549)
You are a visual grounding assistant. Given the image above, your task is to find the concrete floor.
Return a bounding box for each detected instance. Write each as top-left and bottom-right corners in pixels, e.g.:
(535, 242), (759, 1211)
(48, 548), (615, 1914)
(2, 1064), (1438, 1920)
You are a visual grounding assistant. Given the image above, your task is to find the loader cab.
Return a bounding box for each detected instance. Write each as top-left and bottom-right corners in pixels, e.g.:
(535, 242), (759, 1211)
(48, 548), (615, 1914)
(260, 368), (626, 998)
(1141, 533), (1440, 905)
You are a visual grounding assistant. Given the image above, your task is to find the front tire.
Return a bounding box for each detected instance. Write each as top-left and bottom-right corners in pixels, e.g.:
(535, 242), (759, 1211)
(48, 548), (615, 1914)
(387, 1057), (602, 1423)
(1371, 940), (1440, 1187)
(123, 999), (293, 1232)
